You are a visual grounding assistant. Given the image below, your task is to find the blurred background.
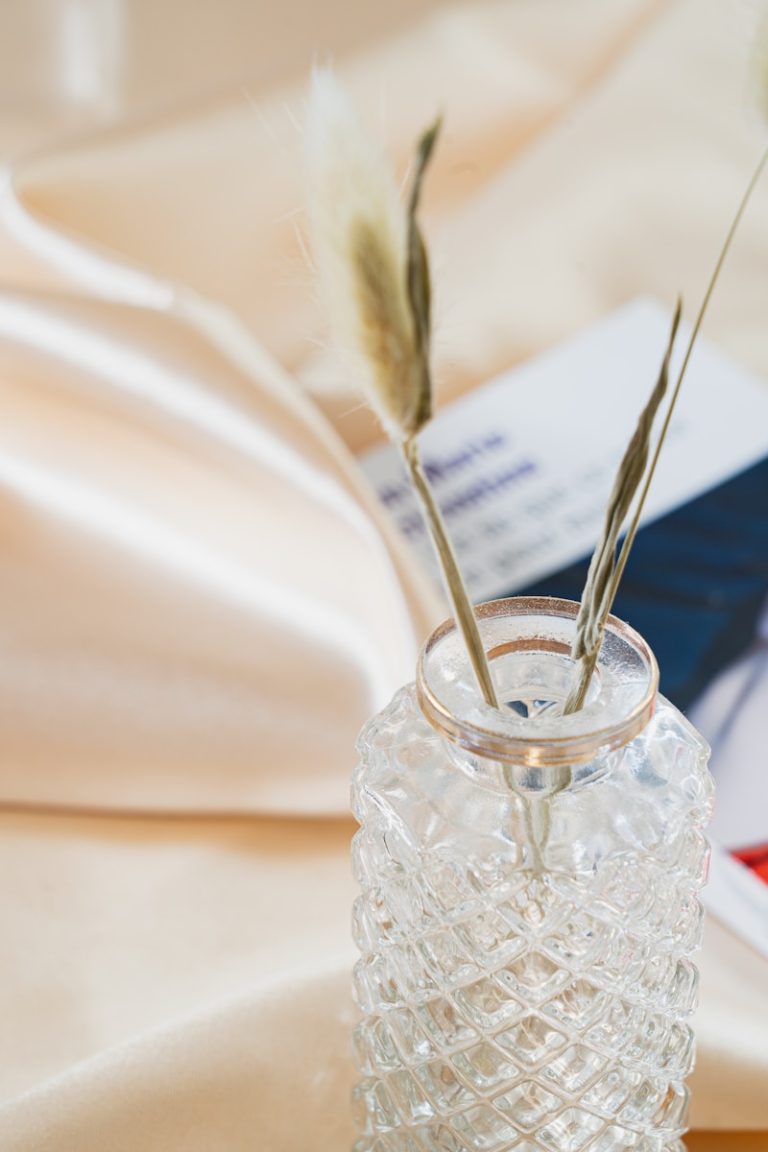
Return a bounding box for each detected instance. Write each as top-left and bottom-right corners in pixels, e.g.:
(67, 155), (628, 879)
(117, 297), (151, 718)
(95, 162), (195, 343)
(0, 0), (442, 152)
(0, 3), (766, 1151)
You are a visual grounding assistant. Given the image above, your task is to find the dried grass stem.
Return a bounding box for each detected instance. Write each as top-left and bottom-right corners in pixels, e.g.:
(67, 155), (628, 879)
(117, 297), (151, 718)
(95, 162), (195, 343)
(402, 436), (500, 708)
(565, 141), (768, 713)
(564, 302), (681, 713)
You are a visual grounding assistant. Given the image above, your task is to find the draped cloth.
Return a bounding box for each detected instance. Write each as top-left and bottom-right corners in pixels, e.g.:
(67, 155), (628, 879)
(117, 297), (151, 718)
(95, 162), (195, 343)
(0, 0), (767, 1147)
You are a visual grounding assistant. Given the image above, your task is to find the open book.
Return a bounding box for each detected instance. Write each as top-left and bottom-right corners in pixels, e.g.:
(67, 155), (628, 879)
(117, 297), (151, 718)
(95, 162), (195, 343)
(362, 299), (768, 959)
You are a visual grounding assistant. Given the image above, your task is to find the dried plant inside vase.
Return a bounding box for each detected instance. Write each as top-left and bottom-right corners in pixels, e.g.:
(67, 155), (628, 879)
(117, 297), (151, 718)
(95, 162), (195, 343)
(305, 67), (768, 715)
(309, 65), (767, 1152)
(306, 70), (498, 707)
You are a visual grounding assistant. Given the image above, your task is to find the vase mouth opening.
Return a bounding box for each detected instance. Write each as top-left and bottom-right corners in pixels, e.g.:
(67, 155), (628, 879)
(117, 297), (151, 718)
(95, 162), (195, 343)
(416, 596), (658, 770)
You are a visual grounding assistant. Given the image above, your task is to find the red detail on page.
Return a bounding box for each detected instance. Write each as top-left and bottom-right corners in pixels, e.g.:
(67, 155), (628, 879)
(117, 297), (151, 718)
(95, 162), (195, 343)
(733, 844), (768, 885)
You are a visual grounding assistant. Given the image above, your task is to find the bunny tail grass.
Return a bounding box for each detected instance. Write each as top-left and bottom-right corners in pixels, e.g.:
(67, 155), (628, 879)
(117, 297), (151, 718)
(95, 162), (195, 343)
(306, 72), (499, 707)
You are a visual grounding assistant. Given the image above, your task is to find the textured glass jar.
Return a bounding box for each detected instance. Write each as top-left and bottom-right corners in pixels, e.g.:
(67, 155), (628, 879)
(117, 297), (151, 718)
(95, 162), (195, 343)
(351, 597), (713, 1152)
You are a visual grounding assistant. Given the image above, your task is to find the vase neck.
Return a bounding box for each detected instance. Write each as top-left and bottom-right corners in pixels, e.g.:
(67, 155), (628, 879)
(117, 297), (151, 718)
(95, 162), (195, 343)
(416, 596), (657, 772)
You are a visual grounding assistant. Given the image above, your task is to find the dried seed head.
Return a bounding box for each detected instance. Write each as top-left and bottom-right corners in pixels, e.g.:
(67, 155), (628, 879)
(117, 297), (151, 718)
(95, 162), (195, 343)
(305, 67), (431, 438)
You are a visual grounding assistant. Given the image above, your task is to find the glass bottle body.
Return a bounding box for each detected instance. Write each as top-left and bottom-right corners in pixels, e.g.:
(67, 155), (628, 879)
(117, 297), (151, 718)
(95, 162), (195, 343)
(351, 599), (712, 1152)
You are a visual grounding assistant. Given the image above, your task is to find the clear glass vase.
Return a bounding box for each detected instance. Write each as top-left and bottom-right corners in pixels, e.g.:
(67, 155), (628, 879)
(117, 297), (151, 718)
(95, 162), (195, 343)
(351, 597), (713, 1152)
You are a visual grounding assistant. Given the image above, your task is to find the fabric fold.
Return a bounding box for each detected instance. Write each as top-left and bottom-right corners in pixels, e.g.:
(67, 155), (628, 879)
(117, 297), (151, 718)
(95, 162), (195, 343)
(0, 287), (437, 814)
(0, 968), (357, 1152)
(0, 0), (766, 1142)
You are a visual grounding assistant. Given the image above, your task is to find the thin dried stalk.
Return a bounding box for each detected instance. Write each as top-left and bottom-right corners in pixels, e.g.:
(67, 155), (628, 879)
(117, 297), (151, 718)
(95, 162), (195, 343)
(401, 121), (499, 706)
(564, 303), (682, 713)
(753, 11), (768, 126)
(306, 74), (499, 707)
(402, 436), (499, 707)
(608, 142), (768, 603)
(566, 141), (768, 713)
(406, 119), (441, 375)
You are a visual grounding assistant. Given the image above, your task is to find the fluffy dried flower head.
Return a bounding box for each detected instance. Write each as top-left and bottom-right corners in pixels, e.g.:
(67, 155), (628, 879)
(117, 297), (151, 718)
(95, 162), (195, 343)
(305, 67), (431, 439)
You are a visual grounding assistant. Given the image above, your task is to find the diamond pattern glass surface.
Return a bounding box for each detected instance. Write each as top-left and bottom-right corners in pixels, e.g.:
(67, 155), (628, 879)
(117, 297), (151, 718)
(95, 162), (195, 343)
(351, 684), (712, 1151)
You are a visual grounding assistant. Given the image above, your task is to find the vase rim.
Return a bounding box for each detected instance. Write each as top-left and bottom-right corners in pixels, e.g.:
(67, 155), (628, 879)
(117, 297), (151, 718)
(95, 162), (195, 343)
(416, 596), (659, 769)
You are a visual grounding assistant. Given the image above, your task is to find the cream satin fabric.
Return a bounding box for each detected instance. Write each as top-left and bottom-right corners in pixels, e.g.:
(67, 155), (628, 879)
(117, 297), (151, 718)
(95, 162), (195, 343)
(0, 0), (767, 1148)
